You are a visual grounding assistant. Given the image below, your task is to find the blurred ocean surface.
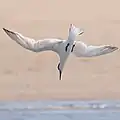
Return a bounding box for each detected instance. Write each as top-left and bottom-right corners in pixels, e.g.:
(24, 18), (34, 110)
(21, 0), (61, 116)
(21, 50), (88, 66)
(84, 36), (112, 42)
(0, 100), (120, 120)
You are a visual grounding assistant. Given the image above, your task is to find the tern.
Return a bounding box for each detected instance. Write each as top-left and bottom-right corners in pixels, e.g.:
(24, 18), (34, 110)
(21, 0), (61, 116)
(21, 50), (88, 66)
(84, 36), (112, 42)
(3, 24), (83, 80)
(3, 24), (118, 80)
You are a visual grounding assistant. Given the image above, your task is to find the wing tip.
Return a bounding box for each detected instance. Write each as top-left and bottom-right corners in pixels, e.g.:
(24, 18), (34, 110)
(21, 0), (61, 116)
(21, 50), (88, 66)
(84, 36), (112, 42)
(3, 28), (10, 33)
(107, 46), (119, 51)
(2, 28), (15, 35)
(112, 46), (119, 51)
(3, 28), (7, 32)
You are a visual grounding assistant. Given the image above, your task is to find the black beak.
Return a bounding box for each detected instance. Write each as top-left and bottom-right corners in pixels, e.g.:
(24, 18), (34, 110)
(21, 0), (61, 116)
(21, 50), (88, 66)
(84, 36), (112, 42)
(59, 69), (62, 80)
(57, 63), (62, 80)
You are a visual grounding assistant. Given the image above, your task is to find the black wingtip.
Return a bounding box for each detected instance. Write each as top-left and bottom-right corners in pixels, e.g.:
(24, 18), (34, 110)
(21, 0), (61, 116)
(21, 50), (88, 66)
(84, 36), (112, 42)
(3, 28), (10, 33)
(2, 28), (15, 35)
(112, 46), (119, 50)
(3, 28), (6, 31)
(107, 46), (119, 51)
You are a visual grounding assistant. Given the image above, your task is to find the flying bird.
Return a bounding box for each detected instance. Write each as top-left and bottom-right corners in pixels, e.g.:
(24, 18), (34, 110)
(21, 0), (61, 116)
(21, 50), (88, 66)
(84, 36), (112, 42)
(3, 24), (118, 80)
(3, 24), (83, 80)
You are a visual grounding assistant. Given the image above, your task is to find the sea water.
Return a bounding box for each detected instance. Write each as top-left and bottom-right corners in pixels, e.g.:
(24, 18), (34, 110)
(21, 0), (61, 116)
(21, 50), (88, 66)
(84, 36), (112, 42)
(0, 100), (120, 120)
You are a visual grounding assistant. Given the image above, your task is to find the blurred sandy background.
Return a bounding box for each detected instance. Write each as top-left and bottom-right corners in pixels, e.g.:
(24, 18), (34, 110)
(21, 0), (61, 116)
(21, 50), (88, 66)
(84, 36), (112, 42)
(0, 0), (120, 100)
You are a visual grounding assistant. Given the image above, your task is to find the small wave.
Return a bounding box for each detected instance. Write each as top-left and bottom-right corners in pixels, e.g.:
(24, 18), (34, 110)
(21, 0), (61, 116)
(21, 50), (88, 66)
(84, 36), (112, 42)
(0, 100), (120, 111)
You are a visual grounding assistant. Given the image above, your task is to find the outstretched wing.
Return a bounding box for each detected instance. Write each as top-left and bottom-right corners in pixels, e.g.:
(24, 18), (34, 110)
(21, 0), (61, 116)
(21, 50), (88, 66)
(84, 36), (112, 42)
(72, 41), (118, 57)
(3, 28), (63, 53)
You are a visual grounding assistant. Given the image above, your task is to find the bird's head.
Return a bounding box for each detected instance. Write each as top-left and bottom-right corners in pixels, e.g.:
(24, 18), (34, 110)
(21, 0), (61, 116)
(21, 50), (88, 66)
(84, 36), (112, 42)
(69, 24), (84, 37)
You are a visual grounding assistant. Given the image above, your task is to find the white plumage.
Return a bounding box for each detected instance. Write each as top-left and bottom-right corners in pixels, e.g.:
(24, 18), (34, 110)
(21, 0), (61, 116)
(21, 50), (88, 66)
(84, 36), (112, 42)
(72, 41), (118, 57)
(3, 24), (118, 80)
